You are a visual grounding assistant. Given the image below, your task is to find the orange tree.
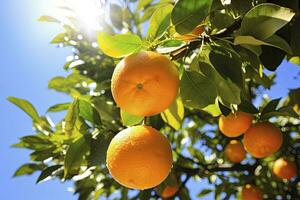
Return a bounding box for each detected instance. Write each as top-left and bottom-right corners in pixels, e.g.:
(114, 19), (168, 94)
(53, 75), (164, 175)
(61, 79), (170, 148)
(8, 0), (300, 199)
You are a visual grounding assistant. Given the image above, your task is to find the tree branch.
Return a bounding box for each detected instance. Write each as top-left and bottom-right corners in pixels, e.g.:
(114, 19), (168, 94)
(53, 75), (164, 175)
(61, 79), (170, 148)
(170, 18), (242, 61)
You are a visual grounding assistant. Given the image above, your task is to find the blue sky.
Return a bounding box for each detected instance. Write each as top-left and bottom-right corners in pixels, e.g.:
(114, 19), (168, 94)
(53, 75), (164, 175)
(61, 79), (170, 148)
(0, 1), (299, 200)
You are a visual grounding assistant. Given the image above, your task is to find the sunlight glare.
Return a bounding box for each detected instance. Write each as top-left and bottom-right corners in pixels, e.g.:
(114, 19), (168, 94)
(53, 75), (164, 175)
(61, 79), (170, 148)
(50, 0), (106, 32)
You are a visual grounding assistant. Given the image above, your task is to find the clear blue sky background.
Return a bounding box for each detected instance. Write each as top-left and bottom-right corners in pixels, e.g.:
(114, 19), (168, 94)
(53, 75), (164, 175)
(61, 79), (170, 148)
(0, 1), (299, 200)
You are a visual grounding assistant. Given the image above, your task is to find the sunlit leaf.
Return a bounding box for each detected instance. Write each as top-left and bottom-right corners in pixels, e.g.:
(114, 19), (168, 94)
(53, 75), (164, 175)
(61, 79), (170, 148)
(120, 110), (143, 126)
(161, 98), (184, 130)
(7, 97), (40, 122)
(97, 32), (143, 58)
(147, 4), (173, 41)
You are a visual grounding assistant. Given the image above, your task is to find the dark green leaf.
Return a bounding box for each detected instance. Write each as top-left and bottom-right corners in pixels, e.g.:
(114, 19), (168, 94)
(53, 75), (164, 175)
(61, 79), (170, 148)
(171, 0), (213, 34)
(78, 99), (101, 125)
(89, 131), (114, 166)
(197, 189), (212, 198)
(64, 134), (91, 177)
(239, 3), (295, 39)
(36, 165), (62, 184)
(180, 70), (217, 109)
(261, 98), (281, 115)
(234, 35), (292, 54)
(260, 46), (285, 71)
(209, 45), (243, 87)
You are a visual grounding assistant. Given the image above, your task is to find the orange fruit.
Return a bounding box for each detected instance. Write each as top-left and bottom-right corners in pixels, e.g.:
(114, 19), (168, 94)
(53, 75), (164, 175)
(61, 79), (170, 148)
(219, 111), (253, 137)
(106, 125), (173, 190)
(174, 25), (205, 41)
(241, 184), (263, 200)
(243, 122), (282, 158)
(111, 51), (179, 116)
(161, 185), (179, 198)
(273, 157), (297, 180)
(224, 140), (246, 163)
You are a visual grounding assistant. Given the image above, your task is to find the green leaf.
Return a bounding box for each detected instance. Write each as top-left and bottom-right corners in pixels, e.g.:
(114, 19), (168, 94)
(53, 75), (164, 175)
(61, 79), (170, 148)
(110, 4), (123, 30)
(260, 46), (285, 71)
(97, 32), (143, 58)
(234, 35), (292, 54)
(17, 135), (53, 151)
(7, 97), (40, 122)
(260, 106), (299, 120)
(65, 100), (79, 137)
(171, 0), (213, 34)
(209, 45), (243, 87)
(120, 110), (143, 126)
(261, 98), (281, 115)
(89, 130), (114, 166)
(199, 62), (241, 105)
(36, 165), (62, 184)
(289, 56), (300, 66)
(210, 11), (234, 30)
(161, 98), (184, 130)
(93, 97), (120, 123)
(239, 98), (259, 114)
(13, 163), (44, 177)
(78, 99), (101, 125)
(137, 0), (152, 10)
(38, 15), (60, 23)
(64, 134), (91, 178)
(202, 103), (221, 117)
(30, 147), (58, 161)
(51, 33), (66, 44)
(147, 4), (173, 41)
(180, 70), (217, 109)
(239, 3), (295, 39)
(47, 103), (70, 113)
(197, 189), (212, 198)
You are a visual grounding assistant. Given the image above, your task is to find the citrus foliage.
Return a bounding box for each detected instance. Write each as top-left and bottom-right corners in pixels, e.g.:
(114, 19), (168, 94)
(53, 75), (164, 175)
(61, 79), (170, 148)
(9, 0), (300, 199)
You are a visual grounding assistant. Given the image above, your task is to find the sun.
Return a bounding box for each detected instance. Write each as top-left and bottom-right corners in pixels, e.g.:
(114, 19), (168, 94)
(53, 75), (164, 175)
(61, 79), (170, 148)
(50, 0), (106, 32)
(66, 0), (105, 31)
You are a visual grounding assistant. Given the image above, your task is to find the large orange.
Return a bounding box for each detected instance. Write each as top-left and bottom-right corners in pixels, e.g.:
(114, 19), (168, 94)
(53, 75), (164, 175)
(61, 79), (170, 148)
(224, 140), (246, 163)
(106, 125), (173, 190)
(243, 122), (282, 158)
(273, 157), (297, 180)
(219, 111), (253, 137)
(241, 184), (263, 200)
(174, 25), (205, 41)
(111, 51), (179, 116)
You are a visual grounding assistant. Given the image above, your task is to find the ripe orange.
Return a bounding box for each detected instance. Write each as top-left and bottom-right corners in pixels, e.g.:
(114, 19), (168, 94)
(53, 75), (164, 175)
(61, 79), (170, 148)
(174, 25), (205, 41)
(111, 51), (179, 116)
(219, 111), (253, 137)
(160, 185), (179, 198)
(224, 140), (246, 163)
(106, 125), (173, 190)
(241, 184), (263, 200)
(243, 122), (282, 158)
(273, 157), (297, 180)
